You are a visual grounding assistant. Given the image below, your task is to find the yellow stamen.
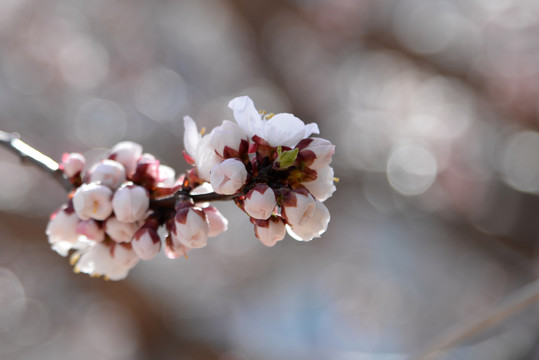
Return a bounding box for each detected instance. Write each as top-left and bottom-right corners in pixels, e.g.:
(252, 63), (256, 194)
(265, 113), (275, 120)
(184, 253), (189, 259)
(333, 177), (340, 183)
(93, 201), (99, 214)
(73, 266), (81, 274)
(103, 275), (110, 281)
(70, 253), (80, 266)
(200, 127), (206, 135)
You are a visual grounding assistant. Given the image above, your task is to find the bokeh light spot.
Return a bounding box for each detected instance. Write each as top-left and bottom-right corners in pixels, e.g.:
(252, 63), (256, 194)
(387, 144), (437, 196)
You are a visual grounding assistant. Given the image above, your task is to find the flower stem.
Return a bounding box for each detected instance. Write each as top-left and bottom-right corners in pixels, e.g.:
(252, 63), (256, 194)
(0, 130), (72, 191)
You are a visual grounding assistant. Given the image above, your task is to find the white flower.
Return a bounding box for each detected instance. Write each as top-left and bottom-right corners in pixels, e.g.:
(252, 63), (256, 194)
(132, 227), (161, 260)
(203, 206), (228, 237)
(88, 159), (126, 190)
(61, 152), (85, 178)
(253, 217), (286, 247)
(183, 116), (223, 181)
(112, 183), (150, 223)
(76, 219), (105, 242)
(302, 165), (336, 201)
(74, 243), (139, 281)
(210, 158), (247, 195)
(209, 120), (248, 157)
(172, 206), (209, 249)
(297, 137), (335, 170)
(281, 191), (316, 227)
(105, 216), (139, 243)
(244, 184), (276, 220)
(46, 204), (90, 256)
(110, 141), (143, 177)
(286, 200), (330, 241)
(72, 183), (114, 221)
(228, 96), (319, 147)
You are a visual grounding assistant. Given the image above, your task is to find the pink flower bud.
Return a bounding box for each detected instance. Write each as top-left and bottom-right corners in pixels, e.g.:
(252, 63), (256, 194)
(112, 183), (150, 223)
(244, 184), (277, 220)
(61, 152), (85, 178)
(281, 190), (316, 227)
(164, 235), (191, 259)
(88, 159), (126, 190)
(76, 219), (105, 242)
(132, 227), (161, 260)
(172, 207), (209, 249)
(203, 206), (228, 237)
(46, 204), (88, 256)
(158, 165), (176, 187)
(112, 243), (140, 268)
(210, 158), (247, 195)
(286, 200), (330, 241)
(105, 216), (139, 243)
(296, 137), (335, 170)
(109, 141), (143, 177)
(209, 120), (248, 157)
(132, 153), (160, 187)
(253, 217), (286, 247)
(72, 183), (113, 221)
(302, 165), (336, 201)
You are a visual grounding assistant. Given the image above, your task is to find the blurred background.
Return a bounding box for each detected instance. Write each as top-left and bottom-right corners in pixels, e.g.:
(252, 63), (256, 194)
(1, 0), (539, 359)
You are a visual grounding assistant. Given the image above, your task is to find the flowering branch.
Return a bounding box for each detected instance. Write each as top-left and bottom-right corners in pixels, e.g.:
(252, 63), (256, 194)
(5, 95), (336, 280)
(0, 130), (72, 191)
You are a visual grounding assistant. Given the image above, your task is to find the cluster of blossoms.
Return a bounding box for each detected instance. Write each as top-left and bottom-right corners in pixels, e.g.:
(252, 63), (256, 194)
(46, 96), (336, 280)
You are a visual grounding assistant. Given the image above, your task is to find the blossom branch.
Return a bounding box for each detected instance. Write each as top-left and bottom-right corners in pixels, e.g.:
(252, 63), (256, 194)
(150, 192), (239, 209)
(409, 278), (539, 360)
(0, 130), (72, 191)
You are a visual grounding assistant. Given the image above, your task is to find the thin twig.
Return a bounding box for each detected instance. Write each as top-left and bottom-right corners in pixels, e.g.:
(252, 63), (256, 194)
(409, 278), (539, 360)
(0, 130), (72, 191)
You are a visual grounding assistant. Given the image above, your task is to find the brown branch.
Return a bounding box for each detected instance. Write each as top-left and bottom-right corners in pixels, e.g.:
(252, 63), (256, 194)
(0, 130), (72, 191)
(409, 278), (539, 360)
(150, 192), (240, 210)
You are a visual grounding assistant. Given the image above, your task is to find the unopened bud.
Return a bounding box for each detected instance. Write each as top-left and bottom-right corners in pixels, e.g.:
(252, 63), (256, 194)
(302, 165), (336, 201)
(253, 217), (286, 247)
(281, 190), (316, 227)
(173, 207), (209, 249)
(296, 137), (335, 170)
(61, 152), (85, 178)
(76, 219), (105, 242)
(88, 159), (126, 190)
(244, 184), (276, 220)
(203, 206), (228, 237)
(210, 158), (247, 195)
(286, 200), (330, 241)
(110, 141), (143, 177)
(112, 183), (150, 223)
(72, 183), (113, 221)
(132, 227), (161, 260)
(105, 216), (139, 243)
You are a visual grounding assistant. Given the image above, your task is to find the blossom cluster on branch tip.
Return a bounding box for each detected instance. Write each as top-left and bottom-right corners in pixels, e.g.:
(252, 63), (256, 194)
(184, 96), (336, 246)
(46, 95), (336, 280)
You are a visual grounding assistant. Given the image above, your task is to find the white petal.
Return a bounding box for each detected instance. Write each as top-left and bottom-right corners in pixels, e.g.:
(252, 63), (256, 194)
(183, 116), (201, 157)
(303, 166), (336, 201)
(228, 96), (263, 138)
(195, 135), (222, 181)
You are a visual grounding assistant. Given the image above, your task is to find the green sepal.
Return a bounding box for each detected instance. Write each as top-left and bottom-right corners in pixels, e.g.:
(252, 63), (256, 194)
(276, 147), (299, 169)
